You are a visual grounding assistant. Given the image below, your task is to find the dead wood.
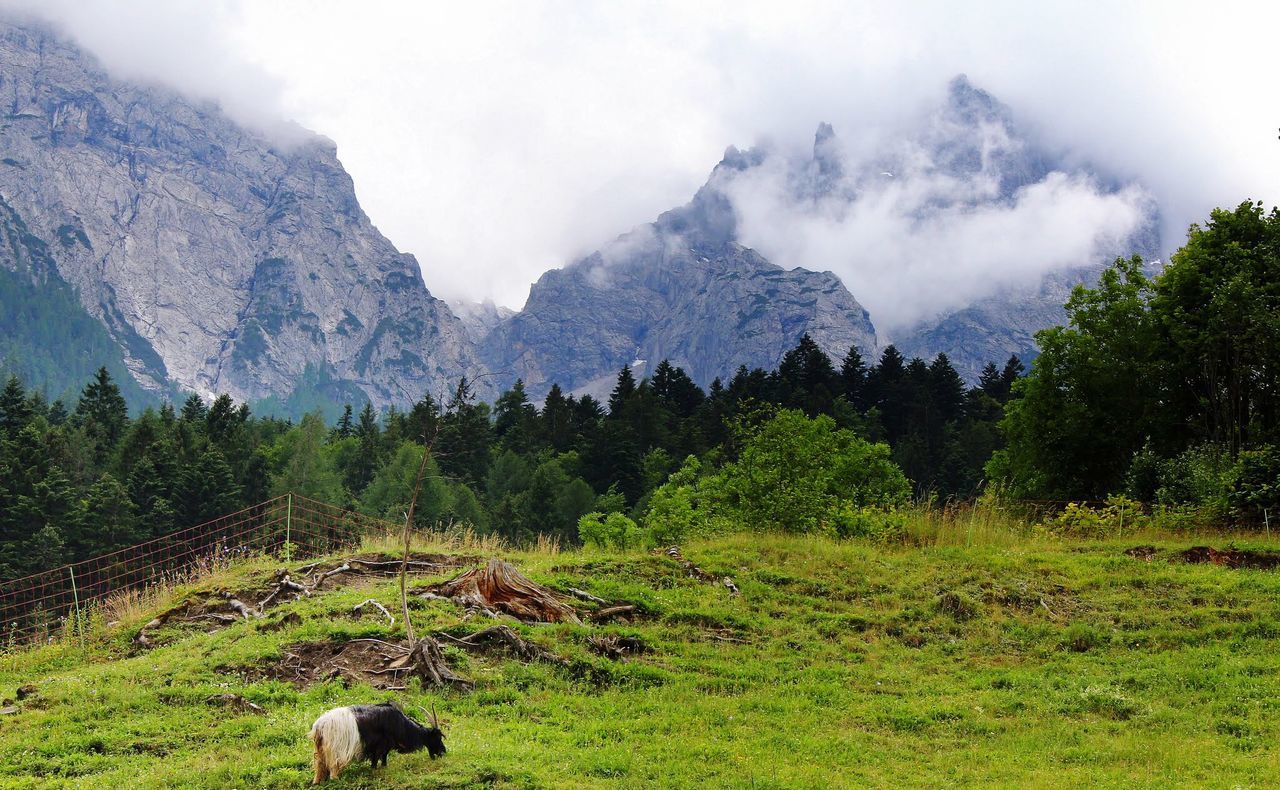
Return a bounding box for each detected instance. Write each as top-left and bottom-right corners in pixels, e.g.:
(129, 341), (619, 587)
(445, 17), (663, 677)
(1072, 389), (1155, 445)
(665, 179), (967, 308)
(312, 562), (352, 589)
(258, 574), (310, 609)
(591, 605), (636, 623)
(587, 634), (647, 660)
(206, 693), (266, 715)
(352, 599), (396, 626)
(408, 636), (473, 690)
(433, 559), (581, 624)
(225, 596), (262, 619)
(567, 587), (608, 605)
(660, 546), (740, 595)
(437, 625), (568, 665)
(133, 598), (193, 647)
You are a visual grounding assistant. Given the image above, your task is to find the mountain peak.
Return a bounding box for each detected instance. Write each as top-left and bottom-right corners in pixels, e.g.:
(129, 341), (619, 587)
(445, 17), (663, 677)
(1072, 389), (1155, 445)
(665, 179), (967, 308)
(944, 73), (1010, 126)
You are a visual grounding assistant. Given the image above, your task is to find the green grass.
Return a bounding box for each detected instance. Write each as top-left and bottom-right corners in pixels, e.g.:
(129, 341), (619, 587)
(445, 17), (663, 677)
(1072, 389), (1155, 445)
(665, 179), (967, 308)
(1, 529), (1279, 788)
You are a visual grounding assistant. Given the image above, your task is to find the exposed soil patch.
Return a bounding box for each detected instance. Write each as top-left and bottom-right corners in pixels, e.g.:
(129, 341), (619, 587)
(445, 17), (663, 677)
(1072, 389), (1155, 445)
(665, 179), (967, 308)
(133, 554), (478, 648)
(227, 625), (571, 692)
(1125, 545), (1160, 561)
(1178, 546), (1280, 570)
(228, 638), (424, 690)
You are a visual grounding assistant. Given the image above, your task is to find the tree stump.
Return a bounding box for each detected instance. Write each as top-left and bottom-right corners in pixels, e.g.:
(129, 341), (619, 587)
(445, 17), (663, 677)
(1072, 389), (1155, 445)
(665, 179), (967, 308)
(408, 636), (473, 690)
(435, 559), (581, 624)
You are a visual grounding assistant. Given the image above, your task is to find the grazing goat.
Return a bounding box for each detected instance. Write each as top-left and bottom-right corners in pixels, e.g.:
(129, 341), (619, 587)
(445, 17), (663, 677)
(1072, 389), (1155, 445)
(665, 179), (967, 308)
(308, 701), (445, 783)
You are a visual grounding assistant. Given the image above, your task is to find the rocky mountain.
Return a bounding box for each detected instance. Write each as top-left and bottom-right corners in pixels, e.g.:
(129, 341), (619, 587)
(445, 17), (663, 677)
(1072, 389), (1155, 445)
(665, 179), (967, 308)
(0, 16), (485, 408)
(487, 75), (1158, 393)
(1, 11), (1160, 410)
(483, 148), (879, 398)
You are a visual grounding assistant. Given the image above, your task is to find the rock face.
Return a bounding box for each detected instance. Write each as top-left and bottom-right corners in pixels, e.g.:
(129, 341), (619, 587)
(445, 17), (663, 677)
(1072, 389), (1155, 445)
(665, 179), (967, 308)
(484, 152), (879, 398)
(0, 17), (484, 406)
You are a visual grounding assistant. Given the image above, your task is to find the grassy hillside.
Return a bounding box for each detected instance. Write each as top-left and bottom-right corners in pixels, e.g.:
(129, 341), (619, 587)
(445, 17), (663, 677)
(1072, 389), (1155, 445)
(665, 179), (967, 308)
(1, 527), (1279, 788)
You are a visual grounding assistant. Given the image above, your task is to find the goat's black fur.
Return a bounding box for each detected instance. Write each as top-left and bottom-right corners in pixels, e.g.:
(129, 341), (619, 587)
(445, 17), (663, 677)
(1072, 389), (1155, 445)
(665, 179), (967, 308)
(350, 702), (446, 768)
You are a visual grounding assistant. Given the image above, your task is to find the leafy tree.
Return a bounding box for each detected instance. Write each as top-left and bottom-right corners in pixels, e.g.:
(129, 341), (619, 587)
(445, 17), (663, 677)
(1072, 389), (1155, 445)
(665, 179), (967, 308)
(990, 256), (1169, 498)
(271, 413), (345, 503)
(360, 442), (452, 528)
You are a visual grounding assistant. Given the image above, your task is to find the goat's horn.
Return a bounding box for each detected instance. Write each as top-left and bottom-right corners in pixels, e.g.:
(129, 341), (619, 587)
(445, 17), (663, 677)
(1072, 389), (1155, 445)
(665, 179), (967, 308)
(430, 703), (440, 729)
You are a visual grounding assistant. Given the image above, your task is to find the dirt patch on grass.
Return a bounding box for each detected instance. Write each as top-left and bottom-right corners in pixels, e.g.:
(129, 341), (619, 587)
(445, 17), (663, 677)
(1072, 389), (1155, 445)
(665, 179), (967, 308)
(133, 553), (479, 648)
(1125, 545), (1160, 561)
(226, 638), (421, 690)
(1178, 546), (1280, 570)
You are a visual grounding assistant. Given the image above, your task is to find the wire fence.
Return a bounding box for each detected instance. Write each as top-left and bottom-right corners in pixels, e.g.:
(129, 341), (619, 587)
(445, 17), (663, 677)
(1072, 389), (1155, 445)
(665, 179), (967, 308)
(0, 493), (396, 648)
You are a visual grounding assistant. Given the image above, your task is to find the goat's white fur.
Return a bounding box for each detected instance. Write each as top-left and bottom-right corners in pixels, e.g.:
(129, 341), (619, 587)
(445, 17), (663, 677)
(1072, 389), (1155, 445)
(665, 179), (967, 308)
(309, 706), (363, 779)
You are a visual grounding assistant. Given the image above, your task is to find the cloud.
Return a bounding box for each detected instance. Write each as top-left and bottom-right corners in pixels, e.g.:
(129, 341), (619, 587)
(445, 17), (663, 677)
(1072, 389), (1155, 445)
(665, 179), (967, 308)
(7, 0), (1279, 313)
(720, 96), (1155, 333)
(0, 0), (297, 140)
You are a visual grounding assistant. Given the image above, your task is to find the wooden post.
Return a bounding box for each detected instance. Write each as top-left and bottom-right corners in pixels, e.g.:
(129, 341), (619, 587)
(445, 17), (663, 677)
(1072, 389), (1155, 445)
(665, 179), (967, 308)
(285, 493), (293, 560)
(67, 566), (84, 648)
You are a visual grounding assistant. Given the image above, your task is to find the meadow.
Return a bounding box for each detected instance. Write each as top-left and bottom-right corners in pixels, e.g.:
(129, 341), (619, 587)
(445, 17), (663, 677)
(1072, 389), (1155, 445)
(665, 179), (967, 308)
(1, 514), (1278, 788)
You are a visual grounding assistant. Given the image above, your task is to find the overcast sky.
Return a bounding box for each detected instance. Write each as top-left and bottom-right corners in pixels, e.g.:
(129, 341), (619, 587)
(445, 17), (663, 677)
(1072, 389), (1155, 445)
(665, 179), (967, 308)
(11, 0), (1280, 314)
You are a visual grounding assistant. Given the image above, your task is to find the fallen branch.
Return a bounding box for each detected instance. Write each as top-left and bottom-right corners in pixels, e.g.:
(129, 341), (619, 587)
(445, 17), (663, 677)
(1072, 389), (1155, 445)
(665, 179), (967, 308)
(587, 634), (646, 660)
(566, 587), (608, 606)
(258, 574), (310, 609)
(206, 694), (266, 715)
(225, 597), (263, 620)
(591, 605), (636, 623)
(312, 562), (352, 590)
(352, 599), (396, 626)
(660, 546), (739, 595)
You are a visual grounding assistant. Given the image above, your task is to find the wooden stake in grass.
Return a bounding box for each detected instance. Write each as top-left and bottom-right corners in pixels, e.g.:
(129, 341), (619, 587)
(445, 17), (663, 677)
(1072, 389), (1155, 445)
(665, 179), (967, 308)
(399, 426), (440, 644)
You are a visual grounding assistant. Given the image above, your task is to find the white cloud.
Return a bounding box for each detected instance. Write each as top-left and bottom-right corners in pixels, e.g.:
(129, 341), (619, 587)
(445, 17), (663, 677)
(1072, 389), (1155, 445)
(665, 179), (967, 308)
(9, 0), (1280, 314)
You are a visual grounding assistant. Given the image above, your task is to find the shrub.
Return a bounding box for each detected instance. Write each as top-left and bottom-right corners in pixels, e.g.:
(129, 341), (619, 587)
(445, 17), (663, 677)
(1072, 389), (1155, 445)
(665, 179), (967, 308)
(578, 511), (645, 551)
(1230, 445), (1280, 520)
(643, 410), (911, 541)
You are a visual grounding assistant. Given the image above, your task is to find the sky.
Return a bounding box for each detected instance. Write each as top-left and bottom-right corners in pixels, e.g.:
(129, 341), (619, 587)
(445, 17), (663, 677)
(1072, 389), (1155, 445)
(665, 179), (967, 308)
(8, 0), (1280, 320)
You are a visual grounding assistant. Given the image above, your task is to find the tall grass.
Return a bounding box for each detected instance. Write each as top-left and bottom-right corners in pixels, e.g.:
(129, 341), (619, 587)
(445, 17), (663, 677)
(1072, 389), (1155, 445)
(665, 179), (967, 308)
(902, 499), (1034, 547)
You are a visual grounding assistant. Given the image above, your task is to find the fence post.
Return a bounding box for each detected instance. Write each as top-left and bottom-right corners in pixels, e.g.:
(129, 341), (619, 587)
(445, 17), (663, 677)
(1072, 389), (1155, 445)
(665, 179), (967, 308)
(285, 492), (293, 561)
(67, 566), (84, 649)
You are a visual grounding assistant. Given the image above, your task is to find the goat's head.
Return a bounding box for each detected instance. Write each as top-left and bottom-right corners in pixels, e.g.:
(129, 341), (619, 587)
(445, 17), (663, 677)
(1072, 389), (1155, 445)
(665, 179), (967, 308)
(409, 703), (447, 759)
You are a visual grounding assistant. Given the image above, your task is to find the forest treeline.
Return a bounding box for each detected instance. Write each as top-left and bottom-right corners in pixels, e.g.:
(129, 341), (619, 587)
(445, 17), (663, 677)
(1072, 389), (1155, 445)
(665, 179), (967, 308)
(1, 200), (1277, 579)
(0, 331), (1015, 578)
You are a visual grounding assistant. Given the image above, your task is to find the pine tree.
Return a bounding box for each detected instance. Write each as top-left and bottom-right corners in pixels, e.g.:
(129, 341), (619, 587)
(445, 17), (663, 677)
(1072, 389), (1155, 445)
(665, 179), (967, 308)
(175, 448), (241, 527)
(179, 393), (207, 424)
(540, 383), (575, 452)
(998, 355), (1025, 402)
(0, 375), (32, 438)
(493, 379), (539, 452)
(437, 378), (493, 489)
(608, 366), (637, 416)
(840, 346), (868, 409)
(330, 404), (354, 441)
